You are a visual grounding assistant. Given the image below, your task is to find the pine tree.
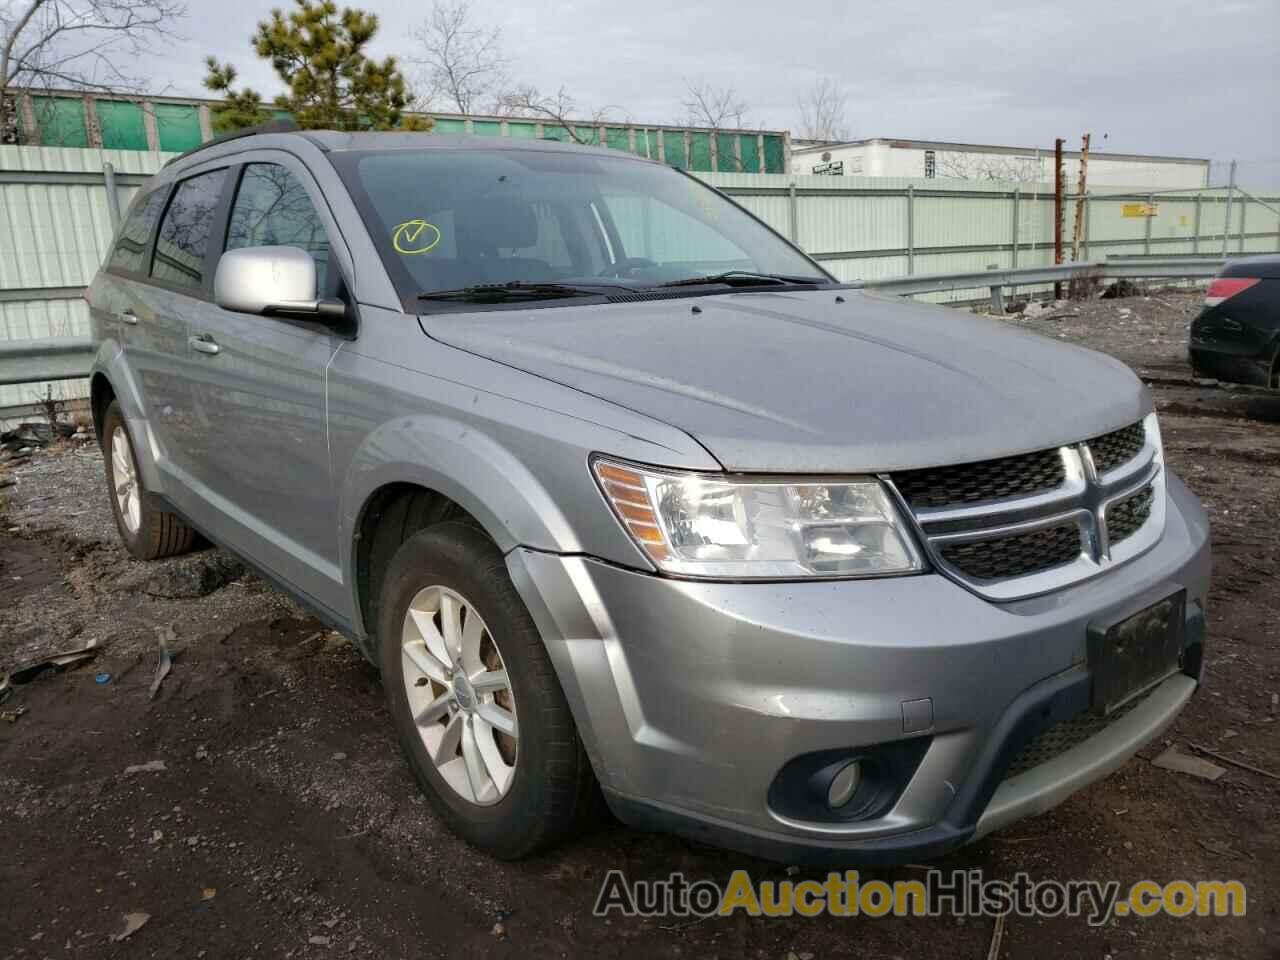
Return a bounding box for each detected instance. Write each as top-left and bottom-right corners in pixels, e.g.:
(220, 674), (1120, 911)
(204, 0), (429, 133)
(203, 60), (273, 131)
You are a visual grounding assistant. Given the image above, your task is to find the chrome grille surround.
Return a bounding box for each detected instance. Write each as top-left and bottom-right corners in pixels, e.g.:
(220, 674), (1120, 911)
(886, 413), (1166, 601)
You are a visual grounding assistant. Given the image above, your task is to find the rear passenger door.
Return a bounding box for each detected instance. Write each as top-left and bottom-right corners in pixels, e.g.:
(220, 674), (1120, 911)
(96, 186), (167, 353)
(106, 168), (230, 508)
(183, 156), (347, 608)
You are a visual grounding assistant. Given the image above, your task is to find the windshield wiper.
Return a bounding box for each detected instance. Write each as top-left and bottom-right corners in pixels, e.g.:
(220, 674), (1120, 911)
(417, 281), (617, 303)
(656, 271), (823, 289)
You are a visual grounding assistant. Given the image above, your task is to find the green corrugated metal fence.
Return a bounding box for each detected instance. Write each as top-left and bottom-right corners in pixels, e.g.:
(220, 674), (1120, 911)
(155, 104), (204, 152)
(26, 97), (89, 147)
(97, 101), (149, 150)
(10, 90), (790, 173)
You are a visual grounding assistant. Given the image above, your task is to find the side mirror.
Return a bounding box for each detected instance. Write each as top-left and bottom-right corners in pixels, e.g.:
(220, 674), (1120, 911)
(213, 246), (346, 322)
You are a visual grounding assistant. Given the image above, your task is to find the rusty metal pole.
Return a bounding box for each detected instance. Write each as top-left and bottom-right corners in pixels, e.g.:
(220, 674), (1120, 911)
(1069, 134), (1090, 299)
(1071, 134), (1090, 262)
(1054, 137), (1065, 299)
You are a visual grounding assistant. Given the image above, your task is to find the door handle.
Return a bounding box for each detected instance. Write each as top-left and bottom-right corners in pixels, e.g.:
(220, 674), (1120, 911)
(116, 310), (138, 325)
(189, 335), (221, 356)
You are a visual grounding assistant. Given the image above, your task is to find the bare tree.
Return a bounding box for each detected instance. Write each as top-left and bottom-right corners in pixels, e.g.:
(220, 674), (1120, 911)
(495, 83), (622, 144)
(796, 76), (849, 143)
(681, 76), (747, 131)
(410, 0), (505, 114)
(1, 0), (184, 139)
(678, 77), (753, 170)
(935, 151), (1042, 182)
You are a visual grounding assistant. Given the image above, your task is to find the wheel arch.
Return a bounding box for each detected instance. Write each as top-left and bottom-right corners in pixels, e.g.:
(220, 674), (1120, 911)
(351, 482), (481, 645)
(90, 371), (116, 438)
(340, 415), (584, 650)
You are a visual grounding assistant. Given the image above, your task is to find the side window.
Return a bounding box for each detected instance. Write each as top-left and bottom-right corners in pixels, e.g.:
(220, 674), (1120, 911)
(109, 189), (167, 274)
(226, 163), (331, 294)
(150, 169), (228, 289)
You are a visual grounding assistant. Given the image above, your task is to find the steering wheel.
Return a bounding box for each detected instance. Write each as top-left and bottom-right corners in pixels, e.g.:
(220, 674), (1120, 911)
(598, 257), (657, 279)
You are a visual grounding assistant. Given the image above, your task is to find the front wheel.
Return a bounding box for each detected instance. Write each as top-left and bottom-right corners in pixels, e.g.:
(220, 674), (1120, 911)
(377, 522), (598, 858)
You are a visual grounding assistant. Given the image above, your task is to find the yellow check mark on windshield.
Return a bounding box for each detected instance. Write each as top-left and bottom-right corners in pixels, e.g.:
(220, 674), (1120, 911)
(393, 219), (442, 255)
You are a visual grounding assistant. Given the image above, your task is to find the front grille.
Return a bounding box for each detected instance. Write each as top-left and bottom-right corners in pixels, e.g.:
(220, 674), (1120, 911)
(893, 447), (1066, 509)
(938, 522), (1081, 581)
(1088, 422), (1147, 474)
(1003, 687), (1156, 780)
(892, 418), (1159, 597)
(1107, 486), (1154, 544)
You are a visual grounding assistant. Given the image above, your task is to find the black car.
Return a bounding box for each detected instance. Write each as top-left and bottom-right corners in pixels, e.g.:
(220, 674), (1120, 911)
(1189, 254), (1280, 388)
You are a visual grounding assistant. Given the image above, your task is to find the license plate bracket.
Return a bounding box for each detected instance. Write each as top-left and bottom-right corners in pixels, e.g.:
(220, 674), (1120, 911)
(1088, 591), (1185, 715)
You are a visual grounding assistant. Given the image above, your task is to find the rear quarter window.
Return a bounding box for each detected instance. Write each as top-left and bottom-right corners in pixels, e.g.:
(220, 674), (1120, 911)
(108, 189), (167, 274)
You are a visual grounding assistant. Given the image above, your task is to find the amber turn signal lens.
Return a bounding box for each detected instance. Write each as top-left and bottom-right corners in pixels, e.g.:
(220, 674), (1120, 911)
(593, 459), (671, 563)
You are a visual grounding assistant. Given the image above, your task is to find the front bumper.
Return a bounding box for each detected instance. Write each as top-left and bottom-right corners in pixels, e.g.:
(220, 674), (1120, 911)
(1188, 344), (1272, 387)
(508, 472), (1211, 864)
(1189, 309), (1276, 387)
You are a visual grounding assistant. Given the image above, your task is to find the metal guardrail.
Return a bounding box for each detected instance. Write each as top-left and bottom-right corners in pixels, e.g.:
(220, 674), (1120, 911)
(858, 256), (1227, 311)
(0, 337), (95, 387)
(0, 255), (1231, 389)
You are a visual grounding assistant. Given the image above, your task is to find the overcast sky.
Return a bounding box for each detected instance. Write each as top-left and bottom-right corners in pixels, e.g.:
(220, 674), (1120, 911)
(146, 0), (1278, 182)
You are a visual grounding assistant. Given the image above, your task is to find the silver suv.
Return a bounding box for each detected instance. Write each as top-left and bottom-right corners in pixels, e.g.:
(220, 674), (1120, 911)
(86, 129), (1210, 863)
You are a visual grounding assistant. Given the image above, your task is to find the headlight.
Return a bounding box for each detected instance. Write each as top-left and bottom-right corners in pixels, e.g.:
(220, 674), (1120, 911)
(592, 458), (925, 579)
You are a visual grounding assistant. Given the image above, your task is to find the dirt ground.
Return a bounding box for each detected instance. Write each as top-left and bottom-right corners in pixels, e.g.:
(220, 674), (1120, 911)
(1, 292), (1276, 960)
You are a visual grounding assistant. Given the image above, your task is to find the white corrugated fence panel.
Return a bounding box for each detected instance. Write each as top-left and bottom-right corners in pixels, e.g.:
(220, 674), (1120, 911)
(0, 145), (172, 175)
(0, 147), (174, 420)
(802, 194), (907, 255)
(0, 181), (116, 288)
(914, 194), (1011, 249)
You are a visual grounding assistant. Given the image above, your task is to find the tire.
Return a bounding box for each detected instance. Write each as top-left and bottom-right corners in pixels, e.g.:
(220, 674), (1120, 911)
(101, 400), (197, 560)
(377, 521), (597, 859)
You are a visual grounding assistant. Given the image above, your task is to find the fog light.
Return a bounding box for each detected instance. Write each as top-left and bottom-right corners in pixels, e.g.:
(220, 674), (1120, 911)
(770, 739), (930, 824)
(827, 761), (861, 808)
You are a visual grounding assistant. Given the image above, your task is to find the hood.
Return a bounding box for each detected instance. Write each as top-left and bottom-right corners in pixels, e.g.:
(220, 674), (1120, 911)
(420, 290), (1151, 473)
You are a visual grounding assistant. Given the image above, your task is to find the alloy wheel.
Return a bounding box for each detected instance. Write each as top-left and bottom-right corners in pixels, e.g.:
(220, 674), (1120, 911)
(400, 585), (519, 806)
(110, 425), (141, 534)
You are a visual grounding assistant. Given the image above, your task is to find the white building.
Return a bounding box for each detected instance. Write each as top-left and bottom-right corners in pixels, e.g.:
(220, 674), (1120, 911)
(791, 137), (1209, 190)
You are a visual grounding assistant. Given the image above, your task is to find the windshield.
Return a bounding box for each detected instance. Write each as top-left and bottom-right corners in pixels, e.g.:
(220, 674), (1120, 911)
(332, 147), (829, 303)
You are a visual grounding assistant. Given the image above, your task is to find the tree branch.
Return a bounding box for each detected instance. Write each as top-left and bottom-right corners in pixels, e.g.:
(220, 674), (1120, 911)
(409, 0), (506, 114)
(3, 0), (185, 108)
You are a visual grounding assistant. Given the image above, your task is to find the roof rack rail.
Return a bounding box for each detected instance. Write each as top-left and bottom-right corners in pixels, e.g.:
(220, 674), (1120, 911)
(164, 119), (302, 166)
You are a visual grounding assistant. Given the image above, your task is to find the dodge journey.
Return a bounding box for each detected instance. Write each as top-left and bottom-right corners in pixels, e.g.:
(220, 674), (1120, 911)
(86, 128), (1210, 863)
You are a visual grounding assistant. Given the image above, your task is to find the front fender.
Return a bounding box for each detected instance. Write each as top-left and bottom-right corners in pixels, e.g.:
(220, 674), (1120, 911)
(338, 413), (580, 558)
(328, 325), (722, 647)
